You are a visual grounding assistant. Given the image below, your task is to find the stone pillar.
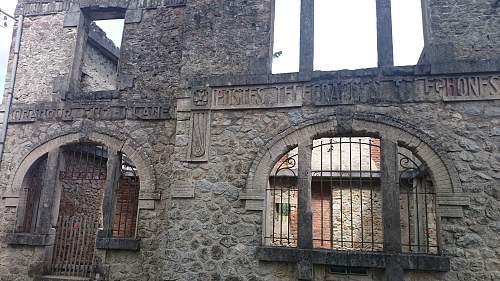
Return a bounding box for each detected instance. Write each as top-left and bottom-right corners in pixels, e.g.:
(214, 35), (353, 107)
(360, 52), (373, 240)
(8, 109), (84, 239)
(375, 0), (394, 67)
(297, 140), (313, 249)
(101, 150), (121, 237)
(380, 139), (404, 281)
(299, 0), (314, 73)
(36, 148), (61, 235)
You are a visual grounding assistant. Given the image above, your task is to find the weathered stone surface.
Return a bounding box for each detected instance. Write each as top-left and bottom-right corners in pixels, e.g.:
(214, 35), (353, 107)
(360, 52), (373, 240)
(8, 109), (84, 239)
(0, 0), (499, 281)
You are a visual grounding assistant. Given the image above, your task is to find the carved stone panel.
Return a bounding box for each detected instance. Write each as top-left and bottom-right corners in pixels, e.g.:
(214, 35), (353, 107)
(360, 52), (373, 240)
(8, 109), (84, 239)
(192, 84), (304, 111)
(187, 111), (211, 162)
(9, 101), (172, 123)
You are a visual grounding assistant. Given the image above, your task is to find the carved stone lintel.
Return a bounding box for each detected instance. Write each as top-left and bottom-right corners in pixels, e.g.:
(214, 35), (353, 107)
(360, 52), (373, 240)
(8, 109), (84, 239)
(187, 111), (210, 162)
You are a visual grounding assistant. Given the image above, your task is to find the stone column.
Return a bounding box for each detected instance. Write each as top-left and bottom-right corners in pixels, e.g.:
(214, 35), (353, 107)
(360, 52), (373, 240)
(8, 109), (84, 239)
(299, 0), (314, 73)
(36, 148), (61, 235)
(375, 0), (394, 67)
(297, 140), (313, 280)
(380, 139), (404, 281)
(101, 150), (121, 237)
(297, 140), (313, 248)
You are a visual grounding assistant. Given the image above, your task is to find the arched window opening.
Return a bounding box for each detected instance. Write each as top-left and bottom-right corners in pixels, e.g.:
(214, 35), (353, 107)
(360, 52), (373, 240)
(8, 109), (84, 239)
(16, 155), (48, 233)
(267, 147), (299, 246)
(266, 137), (384, 251)
(398, 146), (438, 254)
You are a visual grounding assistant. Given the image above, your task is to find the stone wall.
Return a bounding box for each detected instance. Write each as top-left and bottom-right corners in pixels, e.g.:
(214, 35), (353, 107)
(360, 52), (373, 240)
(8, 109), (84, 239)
(0, 0), (498, 281)
(428, 0), (500, 61)
(81, 43), (118, 93)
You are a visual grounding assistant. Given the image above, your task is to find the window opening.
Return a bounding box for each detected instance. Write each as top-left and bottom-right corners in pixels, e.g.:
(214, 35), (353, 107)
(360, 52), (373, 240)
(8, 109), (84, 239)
(80, 17), (124, 94)
(267, 147), (299, 246)
(271, 0), (300, 74)
(391, 0), (424, 65)
(398, 146), (438, 254)
(314, 0), (378, 71)
(311, 137), (383, 251)
(16, 155), (47, 233)
(266, 137), (383, 251)
(113, 154), (140, 238)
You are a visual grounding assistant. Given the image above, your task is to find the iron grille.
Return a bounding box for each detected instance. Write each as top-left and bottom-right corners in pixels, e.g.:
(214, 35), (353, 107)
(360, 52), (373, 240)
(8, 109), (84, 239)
(398, 147), (439, 255)
(266, 137), (384, 251)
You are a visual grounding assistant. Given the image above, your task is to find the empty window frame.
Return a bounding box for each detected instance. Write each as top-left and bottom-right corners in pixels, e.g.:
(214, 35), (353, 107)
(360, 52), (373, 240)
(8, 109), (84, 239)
(80, 18), (124, 94)
(271, 0), (301, 74)
(314, 0), (378, 71)
(391, 0), (425, 66)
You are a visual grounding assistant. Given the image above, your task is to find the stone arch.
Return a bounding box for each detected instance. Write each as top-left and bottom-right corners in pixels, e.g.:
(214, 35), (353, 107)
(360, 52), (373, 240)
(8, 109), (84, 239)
(9, 131), (156, 196)
(242, 113), (466, 217)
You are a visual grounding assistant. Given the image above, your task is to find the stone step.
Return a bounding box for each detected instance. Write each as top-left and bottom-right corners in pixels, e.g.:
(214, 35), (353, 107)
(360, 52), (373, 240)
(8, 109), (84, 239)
(37, 275), (91, 281)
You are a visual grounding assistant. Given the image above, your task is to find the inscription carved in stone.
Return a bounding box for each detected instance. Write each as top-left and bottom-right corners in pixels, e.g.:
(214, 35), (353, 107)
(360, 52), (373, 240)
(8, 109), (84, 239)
(9, 102), (172, 123)
(192, 84), (304, 110)
(416, 75), (500, 101)
(312, 73), (500, 105)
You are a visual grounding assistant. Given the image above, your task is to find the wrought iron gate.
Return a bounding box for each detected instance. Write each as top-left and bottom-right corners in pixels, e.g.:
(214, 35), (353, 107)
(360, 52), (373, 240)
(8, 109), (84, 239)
(51, 143), (108, 278)
(51, 215), (99, 277)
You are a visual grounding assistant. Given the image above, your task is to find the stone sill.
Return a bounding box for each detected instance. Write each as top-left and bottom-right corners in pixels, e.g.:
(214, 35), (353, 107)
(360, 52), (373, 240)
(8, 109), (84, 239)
(257, 246), (450, 272)
(6, 232), (55, 246)
(96, 237), (140, 251)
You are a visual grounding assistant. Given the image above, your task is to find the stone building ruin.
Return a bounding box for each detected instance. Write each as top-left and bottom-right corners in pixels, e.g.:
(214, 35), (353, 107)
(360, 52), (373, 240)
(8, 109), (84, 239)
(0, 0), (499, 280)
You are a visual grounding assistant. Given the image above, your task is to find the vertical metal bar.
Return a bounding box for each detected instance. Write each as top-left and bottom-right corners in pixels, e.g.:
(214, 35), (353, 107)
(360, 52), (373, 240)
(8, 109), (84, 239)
(359, 139), (364, 249)
(330, 139), (334, 249)
(287, 179), (291, 245)
(415, 173), (420, 252)
(320, 139), (324, 246)
(75, 216), (85, 276)
(349, 137), (354, 249)
(407, 170), (412, 252)
(369, 139), (374, 251)
(118, 182), (125, 237)
(0, 15), (24, 164)
(339, 138), (343, 248)
(280, 173), (284, 244)
(271, 178), (275, 245)
(424, 178), (430, 254)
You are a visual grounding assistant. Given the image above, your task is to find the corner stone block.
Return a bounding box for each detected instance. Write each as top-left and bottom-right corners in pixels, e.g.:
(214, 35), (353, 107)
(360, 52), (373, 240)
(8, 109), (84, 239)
(125, 9), (143, 24)
(63, 11), (81, 27)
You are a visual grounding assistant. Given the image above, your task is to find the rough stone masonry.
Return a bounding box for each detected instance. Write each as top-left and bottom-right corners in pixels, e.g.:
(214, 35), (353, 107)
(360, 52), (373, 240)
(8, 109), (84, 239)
(0, 0), (499, 281)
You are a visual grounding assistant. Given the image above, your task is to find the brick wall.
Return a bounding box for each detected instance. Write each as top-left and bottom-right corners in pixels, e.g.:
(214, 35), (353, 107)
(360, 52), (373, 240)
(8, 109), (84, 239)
(113, 176), (140, 238)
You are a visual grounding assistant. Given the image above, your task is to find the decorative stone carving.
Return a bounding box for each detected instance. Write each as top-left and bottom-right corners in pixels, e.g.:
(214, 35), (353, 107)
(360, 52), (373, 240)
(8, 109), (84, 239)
(187, 111), (210, 162)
